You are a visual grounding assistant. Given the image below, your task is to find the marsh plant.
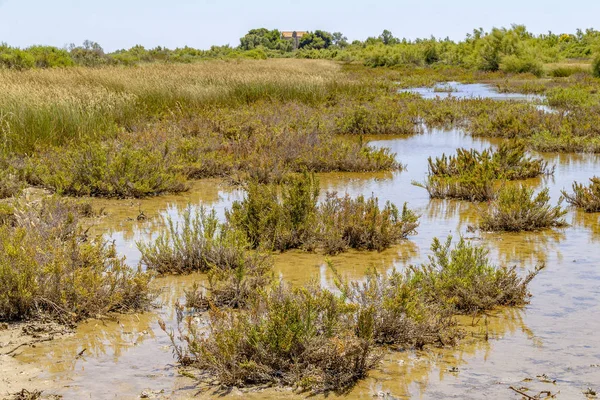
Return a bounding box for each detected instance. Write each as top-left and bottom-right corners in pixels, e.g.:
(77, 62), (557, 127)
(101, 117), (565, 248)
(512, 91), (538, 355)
(0, 198), (152, 322)
(562, 177), (600, 212)
(227, 173), (419, 254)
(162, 236), (540, 392)
(163, 282), (381, 394)
(410, 236), (543, 313)
(318, 193), (419, 254)
(25, 141), (188, 198)
(479, 185), (568, 232)
(415, 144), (551, 201)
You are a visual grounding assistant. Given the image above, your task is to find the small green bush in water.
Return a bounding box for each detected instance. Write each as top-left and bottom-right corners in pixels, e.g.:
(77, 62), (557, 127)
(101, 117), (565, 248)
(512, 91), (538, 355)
(479, 185), (568, 232)
(410, 236), (543, 313)
(415, 144), (551, 202)
(227, 173), (419, 253)
(562, 177), (600, 212)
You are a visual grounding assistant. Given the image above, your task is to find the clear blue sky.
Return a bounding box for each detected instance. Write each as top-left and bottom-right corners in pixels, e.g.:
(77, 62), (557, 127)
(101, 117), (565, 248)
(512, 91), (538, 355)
(0, 0), (598, 51)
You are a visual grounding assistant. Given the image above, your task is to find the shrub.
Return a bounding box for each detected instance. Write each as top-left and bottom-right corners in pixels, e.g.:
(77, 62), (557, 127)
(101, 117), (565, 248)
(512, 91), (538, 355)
(479, 185), (568, 232)
(0, 198), (152, 322)
(562, 177), (600, 212)
(162, 233), (544, 392)
(414, 144), (550, 201)
(593, 54), (600, 78)
(226, 173), (320, 251)
(334, 266), (459, 348)
(25, 141), (188, 198)
(549, 66), (587, 78)
(139, 207), (265, 270)
(227, 174), (419, 253)
(318, 194), (419, 255)
(410, 236), (543, 313)
(500, 54), (544, 77)
(163, 282), (381, 393)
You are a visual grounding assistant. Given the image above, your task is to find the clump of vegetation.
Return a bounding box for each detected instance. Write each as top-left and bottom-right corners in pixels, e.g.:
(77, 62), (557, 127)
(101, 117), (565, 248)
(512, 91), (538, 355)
(226, 174), (320, 251)
(163, 235), (541, 392)
(335, 266), (459, 348)
(410, 236), (543, 313)
(0, 170), (23, 199)
(415, 144), (551, 201)
(548, 65), (588, 77)
(24, 141), (188, 198)
(500, 54), (544, 77)
(227, 173), (419, 253)
(164, 282), (381, 394)
(479, 185), (568, 232)
(0, 197), (153, 322)
(318, 194), (419, 255)
(0, 203), (15, 226)
(593, 54), (600, 78)
(562, 177), (600, 212)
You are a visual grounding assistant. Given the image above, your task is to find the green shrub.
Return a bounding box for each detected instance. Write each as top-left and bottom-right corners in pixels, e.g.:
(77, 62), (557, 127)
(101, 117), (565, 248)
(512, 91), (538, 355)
(227, 174), (418, 253)
(0, 203), (15, 226)
(411, 236), (542, 313)
(549, 66), (587, 78)
(0, 45), (35, 70)
(162, 236), (542, 392)
(335, 266), (458, 348)
(226, 173), (320, 251)
(562, 177), (600, 212)
(414, 144), (550, 201)
(593, 54), (600, 78)
(163, 282), (381, 393)
(500, 54), (544, 77)
(318, 194), (419, 255)
(479, 185), (568, 232)
(0, 198), (152, 322)
(25, 141), (188, 198)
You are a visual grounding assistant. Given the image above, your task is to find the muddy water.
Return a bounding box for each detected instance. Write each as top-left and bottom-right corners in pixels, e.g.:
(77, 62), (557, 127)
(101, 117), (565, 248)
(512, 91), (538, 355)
(13, 128), (600, 399)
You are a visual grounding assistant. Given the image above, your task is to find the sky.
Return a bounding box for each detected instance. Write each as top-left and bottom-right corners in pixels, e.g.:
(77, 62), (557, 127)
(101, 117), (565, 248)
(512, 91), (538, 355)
(0, 0), (599, 51)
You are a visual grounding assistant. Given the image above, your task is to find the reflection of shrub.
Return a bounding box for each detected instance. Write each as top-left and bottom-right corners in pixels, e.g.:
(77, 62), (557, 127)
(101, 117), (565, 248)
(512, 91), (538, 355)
(0, 198), (152, 322)
(562, 177), (600, 212)
(480, 185), (568, 232)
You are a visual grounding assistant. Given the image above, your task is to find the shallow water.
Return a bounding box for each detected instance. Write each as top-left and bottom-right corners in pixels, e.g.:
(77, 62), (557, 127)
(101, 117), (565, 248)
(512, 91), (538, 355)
(14, 128), (600, 399)
(400, 81), (544, 102)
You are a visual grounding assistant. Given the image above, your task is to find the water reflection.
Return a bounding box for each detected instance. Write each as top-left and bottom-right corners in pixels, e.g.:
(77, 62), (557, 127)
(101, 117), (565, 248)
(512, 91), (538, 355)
(400, 82), (545, 103)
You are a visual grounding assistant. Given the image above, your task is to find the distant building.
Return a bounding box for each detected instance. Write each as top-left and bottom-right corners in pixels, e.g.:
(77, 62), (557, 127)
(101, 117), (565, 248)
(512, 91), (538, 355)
(281, 31), (307, 50)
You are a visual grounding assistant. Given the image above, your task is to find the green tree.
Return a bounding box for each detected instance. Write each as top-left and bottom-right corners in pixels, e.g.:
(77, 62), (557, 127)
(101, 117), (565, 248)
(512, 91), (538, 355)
(379, 29), (398, 45)
(299, 30), (334, 50)
(332, 32), (349, 48)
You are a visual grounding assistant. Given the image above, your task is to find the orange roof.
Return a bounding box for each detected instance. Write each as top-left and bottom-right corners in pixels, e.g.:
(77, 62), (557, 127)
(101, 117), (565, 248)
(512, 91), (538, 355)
(281, 31), (308, 39)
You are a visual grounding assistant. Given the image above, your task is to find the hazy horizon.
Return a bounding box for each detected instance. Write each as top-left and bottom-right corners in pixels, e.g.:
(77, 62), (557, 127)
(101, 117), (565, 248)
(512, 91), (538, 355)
(1, 0), (599, 52)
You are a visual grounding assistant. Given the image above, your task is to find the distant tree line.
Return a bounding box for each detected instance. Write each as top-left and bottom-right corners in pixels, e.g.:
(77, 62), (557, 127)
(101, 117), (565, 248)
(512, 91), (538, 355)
(1, 25), (600, 77)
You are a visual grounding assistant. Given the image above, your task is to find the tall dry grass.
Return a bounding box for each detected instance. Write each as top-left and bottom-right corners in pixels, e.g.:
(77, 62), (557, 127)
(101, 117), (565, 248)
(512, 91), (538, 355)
(0, 60), (373, 153)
